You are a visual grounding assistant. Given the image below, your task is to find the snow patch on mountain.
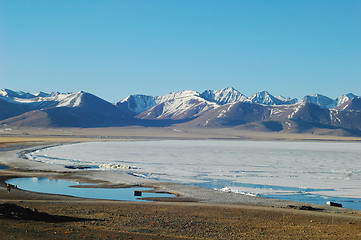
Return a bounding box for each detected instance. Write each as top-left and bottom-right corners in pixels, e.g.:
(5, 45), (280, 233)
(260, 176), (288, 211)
(329, 109), (342, 124)
(269, 106), (285, 118)
(287, 102), (305, 119)
(56, 91), (84, 107)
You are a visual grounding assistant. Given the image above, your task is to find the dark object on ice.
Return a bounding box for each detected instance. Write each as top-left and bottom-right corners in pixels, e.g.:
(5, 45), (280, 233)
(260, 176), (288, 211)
(0, 203), (92, 222)
(134, 191), (142, 197)
(64, 165), (92, 170)
(327, 201), (343, 207)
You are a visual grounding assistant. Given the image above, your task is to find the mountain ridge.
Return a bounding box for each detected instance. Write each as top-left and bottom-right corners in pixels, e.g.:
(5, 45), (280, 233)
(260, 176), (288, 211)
(0, 87), (360, 136)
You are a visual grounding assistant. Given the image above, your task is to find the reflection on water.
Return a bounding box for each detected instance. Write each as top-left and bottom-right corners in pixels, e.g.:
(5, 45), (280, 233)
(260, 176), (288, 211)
(6, 177), (175, 201)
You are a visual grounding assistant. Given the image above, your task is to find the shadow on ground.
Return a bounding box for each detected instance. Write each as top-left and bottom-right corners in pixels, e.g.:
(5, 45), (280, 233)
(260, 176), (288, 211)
(0, 203), (96, 223)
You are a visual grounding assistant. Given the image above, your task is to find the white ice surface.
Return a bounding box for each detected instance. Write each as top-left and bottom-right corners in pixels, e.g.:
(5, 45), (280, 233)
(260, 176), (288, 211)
(28, 140), (361, 199)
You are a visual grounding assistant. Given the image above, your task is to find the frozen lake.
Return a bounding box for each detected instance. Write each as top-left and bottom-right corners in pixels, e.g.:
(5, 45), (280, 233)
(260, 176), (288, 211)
(27, 140), (361, 209)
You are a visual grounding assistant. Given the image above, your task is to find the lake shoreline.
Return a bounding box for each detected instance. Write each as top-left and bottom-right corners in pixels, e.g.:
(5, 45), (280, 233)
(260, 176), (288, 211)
(21, 139), (361, 210)
(1, 140), (361, 213)
(1, 136), (361, 239)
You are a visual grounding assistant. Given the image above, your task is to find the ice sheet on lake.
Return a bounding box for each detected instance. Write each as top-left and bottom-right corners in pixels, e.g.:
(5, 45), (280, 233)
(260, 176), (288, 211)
(28, 140), (361, 200)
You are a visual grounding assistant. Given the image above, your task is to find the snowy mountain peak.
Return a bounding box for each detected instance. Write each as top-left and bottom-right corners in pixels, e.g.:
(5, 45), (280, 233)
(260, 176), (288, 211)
(275, 95), (298, 104)
(249, 91), (299, 106)
(302, 94), (336, 109)
(117, 94), (157, 114)
(200, 87), (247, 105)
(34, 92), (52, 98)
(0, 89), (15, 98)
(0, 89), (35, 99)
(137, 90), (219, 120)
(117, 90), (204, 115)
(250, 91), (280, 105)
(0, 89), (90, 109)
(336, 93), (357, 107)
(336, 96), (361, 111)
(158, 90), (200, 102)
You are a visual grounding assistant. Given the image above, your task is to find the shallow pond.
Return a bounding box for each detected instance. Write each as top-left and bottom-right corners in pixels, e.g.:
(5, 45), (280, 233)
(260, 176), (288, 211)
(0, 164), (9, 170)
(6, 177), (175, 202)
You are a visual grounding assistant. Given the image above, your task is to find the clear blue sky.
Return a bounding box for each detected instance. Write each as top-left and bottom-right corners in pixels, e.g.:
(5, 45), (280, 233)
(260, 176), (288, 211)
(1, 0), (360, 102)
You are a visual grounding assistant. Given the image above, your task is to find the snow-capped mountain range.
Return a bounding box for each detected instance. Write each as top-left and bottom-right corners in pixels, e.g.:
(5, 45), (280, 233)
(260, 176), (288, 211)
(116, 87), (357, 117)
(0, 89), (125, 127)
(1, 87), (361, 136)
